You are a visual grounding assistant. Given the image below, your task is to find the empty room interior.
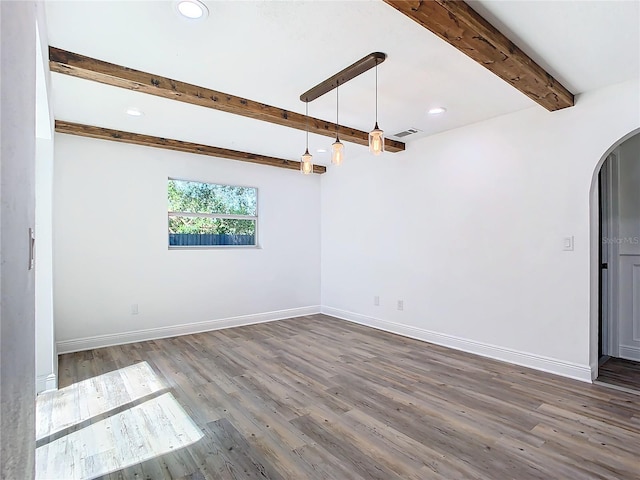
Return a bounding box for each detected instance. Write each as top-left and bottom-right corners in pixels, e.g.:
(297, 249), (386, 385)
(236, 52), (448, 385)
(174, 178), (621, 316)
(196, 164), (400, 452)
(2, 0), (640, 479)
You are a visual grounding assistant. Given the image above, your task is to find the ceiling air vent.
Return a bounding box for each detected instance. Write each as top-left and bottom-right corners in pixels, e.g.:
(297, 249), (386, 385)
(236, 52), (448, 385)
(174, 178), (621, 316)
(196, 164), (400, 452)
(391, 128), (420, 138)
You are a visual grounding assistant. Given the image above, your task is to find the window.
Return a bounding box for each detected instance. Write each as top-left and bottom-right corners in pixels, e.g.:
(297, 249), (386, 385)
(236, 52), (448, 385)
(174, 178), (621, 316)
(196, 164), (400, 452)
(168, 179), (258, 247)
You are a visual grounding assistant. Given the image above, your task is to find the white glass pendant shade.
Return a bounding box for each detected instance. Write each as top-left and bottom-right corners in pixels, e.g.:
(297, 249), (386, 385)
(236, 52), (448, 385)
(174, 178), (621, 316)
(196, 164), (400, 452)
(369, 123), (384, 155)
(331, 138), (344, 166)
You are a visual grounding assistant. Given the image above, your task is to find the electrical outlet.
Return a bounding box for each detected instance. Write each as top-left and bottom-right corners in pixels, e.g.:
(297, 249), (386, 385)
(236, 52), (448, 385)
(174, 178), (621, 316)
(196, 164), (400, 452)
(131, 304), (139, 315)
(374, 295), (380, 306)
(397, 300), (404, 311)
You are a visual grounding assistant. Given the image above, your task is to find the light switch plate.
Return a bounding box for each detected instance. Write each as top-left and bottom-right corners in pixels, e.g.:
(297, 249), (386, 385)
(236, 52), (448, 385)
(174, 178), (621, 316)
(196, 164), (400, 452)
(563, 236), (574, 251)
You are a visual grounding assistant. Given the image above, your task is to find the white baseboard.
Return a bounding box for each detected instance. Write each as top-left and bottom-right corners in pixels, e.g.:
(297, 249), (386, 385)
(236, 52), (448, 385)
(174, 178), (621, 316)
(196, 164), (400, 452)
(36, 373), (57, 394)
(55, 305), (594, 383)
(619, 345), (640, 362)
(57, 306), (321, 354)
(321, 306), (593, 383)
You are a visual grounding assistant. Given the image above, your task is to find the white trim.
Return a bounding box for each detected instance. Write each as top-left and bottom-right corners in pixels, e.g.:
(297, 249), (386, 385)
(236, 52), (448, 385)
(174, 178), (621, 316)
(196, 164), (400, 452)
(619, 345), (640, 362)
(169, 212), (257, 221)
(633, 262), (640, 342)
(590, 360), (599, 381)
(57, 306), (320, 354)
(56, 305), (595, 382)
(322, 306), (593, 383)
(36, 373), (57, 394)
(603, 151), (621, 357)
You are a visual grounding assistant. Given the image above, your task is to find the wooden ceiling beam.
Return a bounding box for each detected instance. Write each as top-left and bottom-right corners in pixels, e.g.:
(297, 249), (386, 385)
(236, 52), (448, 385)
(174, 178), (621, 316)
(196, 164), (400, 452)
(55, 120), (327, 174)
(49, 47), (405, 153)
(382, 0), (574, 111)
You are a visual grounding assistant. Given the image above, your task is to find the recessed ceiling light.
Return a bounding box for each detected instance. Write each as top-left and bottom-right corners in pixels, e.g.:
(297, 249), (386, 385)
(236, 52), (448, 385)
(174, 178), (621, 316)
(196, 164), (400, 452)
(428, 107), (447, 115)
(317, 148), (327, 153)
(175, 0), (208, 20)
(126, 108), (144, 117)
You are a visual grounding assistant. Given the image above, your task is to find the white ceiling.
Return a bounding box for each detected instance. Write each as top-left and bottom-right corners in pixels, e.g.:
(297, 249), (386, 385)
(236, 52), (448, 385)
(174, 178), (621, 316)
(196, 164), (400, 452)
(45, 0), (640, 166)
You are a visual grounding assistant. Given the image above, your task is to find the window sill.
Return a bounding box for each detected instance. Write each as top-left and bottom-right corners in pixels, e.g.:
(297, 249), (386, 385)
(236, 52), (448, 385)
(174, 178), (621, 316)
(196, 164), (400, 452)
(168, 245), (262, 250)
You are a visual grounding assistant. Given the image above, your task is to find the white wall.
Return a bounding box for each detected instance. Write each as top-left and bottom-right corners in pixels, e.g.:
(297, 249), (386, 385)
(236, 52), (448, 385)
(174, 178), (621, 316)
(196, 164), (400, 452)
(0, 1), (37, 477)
(321, 79), (640, 382)
(53, 136), (321, 351)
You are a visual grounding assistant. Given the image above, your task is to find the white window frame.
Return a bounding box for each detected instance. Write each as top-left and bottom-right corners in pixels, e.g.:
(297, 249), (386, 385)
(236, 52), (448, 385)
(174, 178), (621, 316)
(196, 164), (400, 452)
(168, 177), (259, 249)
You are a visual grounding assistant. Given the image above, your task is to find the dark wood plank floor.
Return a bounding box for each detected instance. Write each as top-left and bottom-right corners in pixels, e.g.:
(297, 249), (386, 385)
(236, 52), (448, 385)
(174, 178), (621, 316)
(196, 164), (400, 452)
(44, 315), (640, 479)
(597, 357), (640, 393)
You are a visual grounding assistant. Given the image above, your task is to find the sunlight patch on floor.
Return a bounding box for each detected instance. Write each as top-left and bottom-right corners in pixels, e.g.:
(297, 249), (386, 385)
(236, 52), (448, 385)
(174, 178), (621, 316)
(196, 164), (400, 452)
(35, 362), (203, 479)
(36, 392), (203, 479)
(36, 361), (166, 440)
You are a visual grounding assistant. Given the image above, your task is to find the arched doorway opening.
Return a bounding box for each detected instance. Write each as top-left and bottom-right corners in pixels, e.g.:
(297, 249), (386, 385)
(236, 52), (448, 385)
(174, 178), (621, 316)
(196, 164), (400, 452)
(590, 128), (640, 390)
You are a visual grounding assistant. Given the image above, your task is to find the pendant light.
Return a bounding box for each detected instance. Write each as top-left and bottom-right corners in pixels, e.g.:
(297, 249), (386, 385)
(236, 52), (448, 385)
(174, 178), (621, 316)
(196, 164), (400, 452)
(301, 101), (313, 175)
(369, 60), (384, 155)
(331, 82), (345, 166)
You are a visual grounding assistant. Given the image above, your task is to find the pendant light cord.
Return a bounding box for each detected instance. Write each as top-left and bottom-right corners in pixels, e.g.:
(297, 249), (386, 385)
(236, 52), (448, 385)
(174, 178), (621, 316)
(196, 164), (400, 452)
(305, 101), (309, 151)
(335, 82), (339, 139)
(375, 62), (378, 124)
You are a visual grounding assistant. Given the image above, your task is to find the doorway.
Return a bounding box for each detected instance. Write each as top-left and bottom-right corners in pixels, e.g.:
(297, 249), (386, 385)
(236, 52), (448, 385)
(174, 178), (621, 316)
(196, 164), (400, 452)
(596, 132), (640, 393)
